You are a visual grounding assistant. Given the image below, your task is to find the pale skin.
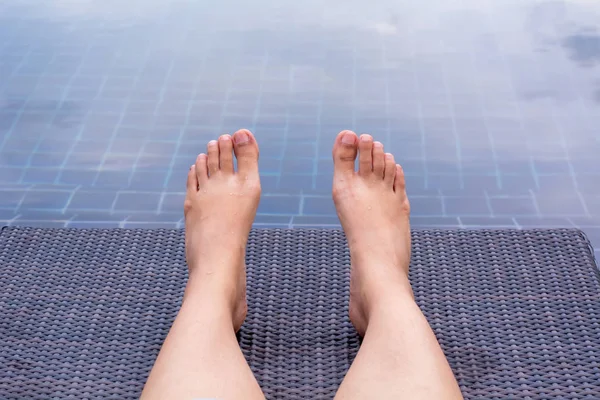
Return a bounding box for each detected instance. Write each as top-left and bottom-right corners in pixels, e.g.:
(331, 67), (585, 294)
(141, 129), (463, 400)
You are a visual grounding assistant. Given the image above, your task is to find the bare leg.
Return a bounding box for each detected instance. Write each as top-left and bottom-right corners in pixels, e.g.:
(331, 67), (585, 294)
(332, 131), (463, 400)
(141, 130), (264, 400)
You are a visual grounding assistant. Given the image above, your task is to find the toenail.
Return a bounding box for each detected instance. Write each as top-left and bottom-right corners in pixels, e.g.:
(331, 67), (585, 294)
(234, 131), (249, 144)
(220, 134), (231, 141)
(341, 132), (356, 145)
(208, 140), (218, 147)
(385, 153), (394, 160)
(360, 134), (372, 142)
(374, 142), (383, 148)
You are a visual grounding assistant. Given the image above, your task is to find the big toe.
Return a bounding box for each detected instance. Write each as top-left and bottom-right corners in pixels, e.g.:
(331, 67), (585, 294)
(332, 130), (358, 175)
(232, 129), (259, 175)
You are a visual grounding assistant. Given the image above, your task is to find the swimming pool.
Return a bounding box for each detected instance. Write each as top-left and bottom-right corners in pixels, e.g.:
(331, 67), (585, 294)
(0, 0), (598, 257)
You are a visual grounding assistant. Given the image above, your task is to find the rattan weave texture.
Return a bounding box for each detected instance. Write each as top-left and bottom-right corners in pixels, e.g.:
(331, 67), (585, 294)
(1, 227), (599, 399)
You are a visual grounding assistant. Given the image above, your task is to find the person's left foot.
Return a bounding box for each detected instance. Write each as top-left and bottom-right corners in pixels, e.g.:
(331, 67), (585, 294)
(184, 129), (261, 331)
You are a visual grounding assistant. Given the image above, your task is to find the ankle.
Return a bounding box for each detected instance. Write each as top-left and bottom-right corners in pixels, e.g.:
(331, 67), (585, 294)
(350, 278), (415, 336)
(362, 278), (415, 316)
(349, 244), (410, 274)
(186, 245), (245, 275)
(184, 274), (237, 308)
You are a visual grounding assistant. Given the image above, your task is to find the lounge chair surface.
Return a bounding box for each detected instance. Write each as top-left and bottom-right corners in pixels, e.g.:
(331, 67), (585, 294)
(1, 227), (599, 399)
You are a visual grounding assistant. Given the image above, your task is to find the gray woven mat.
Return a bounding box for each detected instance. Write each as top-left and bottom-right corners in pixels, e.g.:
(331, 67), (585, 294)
(1, 227), (600, 399)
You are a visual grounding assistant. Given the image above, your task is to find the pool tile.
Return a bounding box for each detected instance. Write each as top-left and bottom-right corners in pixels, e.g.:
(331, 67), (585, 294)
(410, 196), (444, 216)
(490, 197), (538, 216)
(444, 197), (490, 216)
(19, 190), (72, 210)
(113, 192), (161, 212)
(68, 191), (117, 210)
(303, 196), (336, 216)
(257, 195), (300, 215)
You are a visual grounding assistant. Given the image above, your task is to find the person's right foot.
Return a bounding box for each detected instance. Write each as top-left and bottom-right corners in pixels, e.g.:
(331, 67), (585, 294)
(332, 130), (413, 337)
(184, 129), (261, 332)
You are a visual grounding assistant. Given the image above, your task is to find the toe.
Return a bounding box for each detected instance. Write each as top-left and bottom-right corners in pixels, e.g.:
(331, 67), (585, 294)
(232, 129), (259, 175)
(394, 164), (406, 193)
(383, 153), (396, 186)
(195, 153), (208, 185)
(187, 164), (198, 192)
(372, 141), (385, 178)
(219, 134), (234, 173)
(358, 134), (374, 176)
(207, 140), (219, 175)
(332, 130), (358, 175)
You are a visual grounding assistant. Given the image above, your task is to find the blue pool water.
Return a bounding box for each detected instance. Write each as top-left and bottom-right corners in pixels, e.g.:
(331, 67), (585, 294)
(0, 0), (599, 256)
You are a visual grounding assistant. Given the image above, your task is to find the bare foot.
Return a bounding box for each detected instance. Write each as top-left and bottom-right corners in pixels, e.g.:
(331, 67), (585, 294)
(184, 129), (261, 332)
(332, 130), (412, 337)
